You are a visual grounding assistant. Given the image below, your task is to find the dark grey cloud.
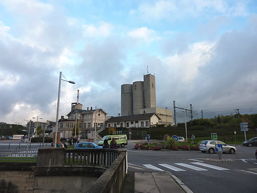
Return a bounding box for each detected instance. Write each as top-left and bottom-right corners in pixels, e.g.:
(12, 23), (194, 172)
(188, 19), (257, 114)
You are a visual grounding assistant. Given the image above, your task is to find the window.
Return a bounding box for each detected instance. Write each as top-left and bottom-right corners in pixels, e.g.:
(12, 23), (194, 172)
(145, 121), (149, 126)
(108, 124), (111, 127)
(114, 123), (117, 127)
(131, 121), (133, 124)
(126, 122), (129, 127)
(120, 123), (123, 127)
(141, 121), (144, 127)
(88, 123), (91, 128)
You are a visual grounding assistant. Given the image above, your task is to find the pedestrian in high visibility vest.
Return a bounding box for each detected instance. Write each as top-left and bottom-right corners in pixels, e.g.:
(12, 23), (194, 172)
(215, 143), (223, 160)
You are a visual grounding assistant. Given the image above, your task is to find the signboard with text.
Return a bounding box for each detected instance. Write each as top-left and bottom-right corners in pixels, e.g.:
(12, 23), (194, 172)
(240, 122), (248, 131)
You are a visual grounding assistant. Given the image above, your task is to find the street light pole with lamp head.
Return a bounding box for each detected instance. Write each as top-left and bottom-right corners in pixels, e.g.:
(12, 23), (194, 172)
(54, 71), (75, 148)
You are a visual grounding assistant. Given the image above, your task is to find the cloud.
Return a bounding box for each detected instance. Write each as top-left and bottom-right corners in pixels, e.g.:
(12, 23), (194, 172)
(0, 0), (80, 123)
(128, 27), (157, 42)
(132, 0), (248, 21)
(82, 22), (112, 38)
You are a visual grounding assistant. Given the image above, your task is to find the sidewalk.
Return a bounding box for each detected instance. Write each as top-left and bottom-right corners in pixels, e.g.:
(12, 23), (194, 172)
(122, 171), (193, 193)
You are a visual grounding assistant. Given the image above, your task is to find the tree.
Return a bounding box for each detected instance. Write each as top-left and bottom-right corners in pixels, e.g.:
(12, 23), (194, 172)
(36, 126), (43, 136)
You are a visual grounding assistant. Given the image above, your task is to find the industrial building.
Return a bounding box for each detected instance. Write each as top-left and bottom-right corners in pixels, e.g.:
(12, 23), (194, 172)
(119, 74), (173, 127)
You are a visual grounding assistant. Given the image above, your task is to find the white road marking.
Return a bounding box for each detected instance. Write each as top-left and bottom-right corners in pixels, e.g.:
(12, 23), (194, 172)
(175, 163), (207, 171)
(143, 164), (164, 171)
(191, 162), (229, 171)
(240, 170), (257, 175)
(159, 164), (186, 171)
(240, 159), (248, 163)
(128, 163), (144, 170)
(188, 159), (203, 162)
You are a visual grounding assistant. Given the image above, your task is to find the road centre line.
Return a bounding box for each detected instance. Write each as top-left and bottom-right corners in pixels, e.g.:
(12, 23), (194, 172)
(143, 164), (164, 171)
(175, 163), (207, 171)
(159, 164), (186, 171)
(191, 162), (229, 171)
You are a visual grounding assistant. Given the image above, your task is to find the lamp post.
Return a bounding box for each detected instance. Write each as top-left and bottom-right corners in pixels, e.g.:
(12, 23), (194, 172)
(55, 72), (75, 148)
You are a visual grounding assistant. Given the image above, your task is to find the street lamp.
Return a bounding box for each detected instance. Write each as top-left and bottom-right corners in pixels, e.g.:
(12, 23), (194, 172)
(55, 72), (75, 148)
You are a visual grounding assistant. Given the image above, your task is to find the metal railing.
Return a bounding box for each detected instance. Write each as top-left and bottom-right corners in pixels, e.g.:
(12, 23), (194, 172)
(65, 149), (119, 167)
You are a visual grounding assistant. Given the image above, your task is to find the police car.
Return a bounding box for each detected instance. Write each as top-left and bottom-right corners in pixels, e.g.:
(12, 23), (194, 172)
(199, 140), (236, 154)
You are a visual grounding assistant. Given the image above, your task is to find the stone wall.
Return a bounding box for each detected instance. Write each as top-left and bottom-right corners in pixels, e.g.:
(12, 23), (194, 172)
(0, 171), (34, 193)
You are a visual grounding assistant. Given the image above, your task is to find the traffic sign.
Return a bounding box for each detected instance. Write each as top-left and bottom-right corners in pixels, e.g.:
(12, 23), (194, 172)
(211, 133), (218, 140)
(240, 122), (248, 131)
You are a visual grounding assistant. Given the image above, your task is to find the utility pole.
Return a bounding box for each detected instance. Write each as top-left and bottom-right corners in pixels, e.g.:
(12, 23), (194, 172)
(173, 101), (193, 122)
(235, 109), (240, 118)
(173, 100), (176, 126)
(201, 110), (203, 119)
(190, 104), (193, 121)
(172, 102), (192, 142)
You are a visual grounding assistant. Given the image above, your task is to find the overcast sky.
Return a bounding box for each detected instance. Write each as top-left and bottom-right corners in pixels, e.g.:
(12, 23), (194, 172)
(0, 0), (257, 124)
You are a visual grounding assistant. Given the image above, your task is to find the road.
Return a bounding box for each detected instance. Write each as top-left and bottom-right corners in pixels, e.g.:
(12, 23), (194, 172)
(127, 140), (257, 193)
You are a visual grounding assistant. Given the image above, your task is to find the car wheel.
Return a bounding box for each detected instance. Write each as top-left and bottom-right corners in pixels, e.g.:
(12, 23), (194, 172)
(208, 148), (215, 154)
(229, 148), (235, 154)
(201, 151), (206, 153)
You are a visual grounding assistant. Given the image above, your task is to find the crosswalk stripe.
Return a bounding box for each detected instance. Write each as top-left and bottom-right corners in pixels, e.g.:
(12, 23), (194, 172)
(143, 164), (164, 171)
(175, 163), (207, 171)
(191, 162), (229, 171)
(159, 164), (185, 171)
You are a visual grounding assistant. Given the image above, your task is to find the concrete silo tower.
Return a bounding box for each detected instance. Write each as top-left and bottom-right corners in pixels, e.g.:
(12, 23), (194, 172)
(144, 74), (156, 108)
(121, 84), (133, 116)
(132, 81), (144, 115)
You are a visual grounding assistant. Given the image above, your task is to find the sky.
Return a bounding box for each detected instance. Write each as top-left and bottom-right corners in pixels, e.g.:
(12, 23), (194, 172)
(0, 0), (257, 124)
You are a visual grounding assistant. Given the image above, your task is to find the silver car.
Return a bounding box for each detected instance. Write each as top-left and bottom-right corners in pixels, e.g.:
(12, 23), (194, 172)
(199, 140), (236, 154)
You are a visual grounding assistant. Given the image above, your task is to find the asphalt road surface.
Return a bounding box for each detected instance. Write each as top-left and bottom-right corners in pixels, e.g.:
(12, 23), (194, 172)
(127, 140), (257, 193)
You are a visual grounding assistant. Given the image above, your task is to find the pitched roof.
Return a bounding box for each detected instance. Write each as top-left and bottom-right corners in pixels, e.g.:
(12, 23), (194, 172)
(67, 108), (107, 116)
(106, 113), (160, 123)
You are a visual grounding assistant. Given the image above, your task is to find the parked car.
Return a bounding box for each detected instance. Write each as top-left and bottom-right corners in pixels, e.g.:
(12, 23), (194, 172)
(74, 142), (103, 149)
(172, 135), (185, 142)
(243, 137), (257, 147)
(199, 140), (236, 154)
(255, 149), (257, 159)
(98, 135), (128, 147)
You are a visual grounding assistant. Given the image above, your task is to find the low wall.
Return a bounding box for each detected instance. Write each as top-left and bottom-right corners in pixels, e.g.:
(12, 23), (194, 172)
(0, 148), (127, 193)
(0, 163), (99, 193)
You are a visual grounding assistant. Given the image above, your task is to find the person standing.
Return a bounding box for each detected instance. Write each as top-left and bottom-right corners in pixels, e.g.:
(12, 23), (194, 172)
(110, 138), (117, 149)
(103, 139), (110, 148)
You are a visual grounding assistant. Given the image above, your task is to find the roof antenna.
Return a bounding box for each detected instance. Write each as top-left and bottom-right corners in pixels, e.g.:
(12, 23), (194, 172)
(77, 89), (79, 103)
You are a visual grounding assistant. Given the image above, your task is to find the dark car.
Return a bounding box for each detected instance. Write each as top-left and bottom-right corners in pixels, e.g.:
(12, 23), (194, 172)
(243, 137), (257, 147)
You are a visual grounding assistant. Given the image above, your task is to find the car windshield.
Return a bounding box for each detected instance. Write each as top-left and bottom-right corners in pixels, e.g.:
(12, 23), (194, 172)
(249, 137), (257, 141)
(102, 136), (110, 140)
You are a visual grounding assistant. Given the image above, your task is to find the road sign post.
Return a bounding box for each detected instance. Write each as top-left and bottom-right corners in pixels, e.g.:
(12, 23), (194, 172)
(240, 122), (248, 141)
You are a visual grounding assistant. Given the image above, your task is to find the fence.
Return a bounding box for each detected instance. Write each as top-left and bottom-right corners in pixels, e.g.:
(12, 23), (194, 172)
(0, 142), (51, 159)
(65, 149), (119, 167)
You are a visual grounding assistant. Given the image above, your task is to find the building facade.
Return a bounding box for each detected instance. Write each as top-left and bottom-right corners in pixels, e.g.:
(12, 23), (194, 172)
(106, 113), (160, 129)
(58, 103), (107, 138)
